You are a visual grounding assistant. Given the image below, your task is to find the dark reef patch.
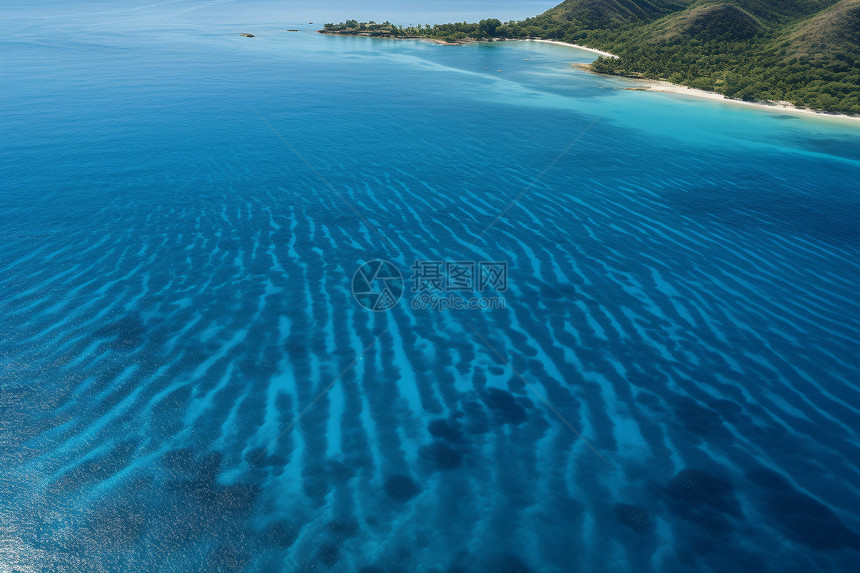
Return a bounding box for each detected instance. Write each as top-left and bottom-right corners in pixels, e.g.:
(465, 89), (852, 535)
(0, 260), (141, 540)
(746, 468), (860, 551)
(673, 397), (727, 439)
(665, 468), (741, 535)
(429, 419), (464, 443)
(709, 398), (745, 420)
(483, 388), (527, 425)
(667, 469), (739, 515)
(263, 519), (300, 548)
(303, 473), (331, 503)
(384, 474), (421, 501)
(635, 392), (664, 412)
(420, 441), (463, 471)
(460, 400), (490, 435)
(489, 554), (533, 572)
(317, 542), (341, 568)
(764, 490), (860, 550)
(614, 503), (651, 532)
(328, 517), (360, 539)
(326, 459), (356, 484)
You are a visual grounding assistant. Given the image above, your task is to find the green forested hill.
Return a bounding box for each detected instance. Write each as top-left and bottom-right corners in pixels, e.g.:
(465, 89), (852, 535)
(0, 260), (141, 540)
(535, 0), (695, 26)
(584, 0), (860, 113)
(322, 0), (860, 114)
(787, 0), (860, 60)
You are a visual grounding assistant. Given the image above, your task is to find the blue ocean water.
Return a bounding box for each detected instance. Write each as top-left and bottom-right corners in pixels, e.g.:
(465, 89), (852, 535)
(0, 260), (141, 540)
(2, 12), (860, 573)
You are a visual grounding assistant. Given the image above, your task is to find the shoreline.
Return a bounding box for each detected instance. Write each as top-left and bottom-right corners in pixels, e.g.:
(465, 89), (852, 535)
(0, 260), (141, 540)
(523, 38), (857, 122)
(620, 74), (859, 124)
(567, 64), (860, 124)
(317, 31), (857, 122)
(533, 42), (856, 122)
(525, 39), (619, 59)
(631, 79), (860, 123)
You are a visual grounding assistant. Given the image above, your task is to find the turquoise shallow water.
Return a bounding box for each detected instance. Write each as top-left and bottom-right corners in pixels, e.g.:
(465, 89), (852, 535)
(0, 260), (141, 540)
(2, 17), (860, 573)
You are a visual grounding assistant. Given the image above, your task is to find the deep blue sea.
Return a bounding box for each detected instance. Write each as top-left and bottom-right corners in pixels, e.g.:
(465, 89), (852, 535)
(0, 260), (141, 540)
(2, 10), (860, 573)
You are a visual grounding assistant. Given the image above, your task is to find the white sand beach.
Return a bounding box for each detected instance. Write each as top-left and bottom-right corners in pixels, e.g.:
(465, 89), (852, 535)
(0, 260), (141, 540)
(626, 78), (860, 123)
(536, 40), (860, 123)
(526, 38), (619, 59)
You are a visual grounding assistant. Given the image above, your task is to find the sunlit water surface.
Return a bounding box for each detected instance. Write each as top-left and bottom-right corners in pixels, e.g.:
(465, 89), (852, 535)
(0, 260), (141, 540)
(2, 14), (860, 573)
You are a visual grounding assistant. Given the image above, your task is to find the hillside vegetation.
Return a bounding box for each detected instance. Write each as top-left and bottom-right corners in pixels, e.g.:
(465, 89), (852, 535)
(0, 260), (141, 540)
(323, 0), (860, 114)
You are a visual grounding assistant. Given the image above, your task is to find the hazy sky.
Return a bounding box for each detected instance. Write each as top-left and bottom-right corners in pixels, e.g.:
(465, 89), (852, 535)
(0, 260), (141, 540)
(0, 1), (560, 29)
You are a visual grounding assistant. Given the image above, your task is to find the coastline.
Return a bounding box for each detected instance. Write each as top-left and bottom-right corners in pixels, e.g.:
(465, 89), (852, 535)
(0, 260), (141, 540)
(317, 31), (857, 122)
(525, 39), (619, 59)
(566, 63), (860, 124)
(529, 40), (856, 122)
(630, 79), (860, 123)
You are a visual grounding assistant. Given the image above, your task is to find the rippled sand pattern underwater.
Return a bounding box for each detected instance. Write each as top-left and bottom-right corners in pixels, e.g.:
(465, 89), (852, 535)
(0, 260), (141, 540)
(2, 26), (860, 573)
